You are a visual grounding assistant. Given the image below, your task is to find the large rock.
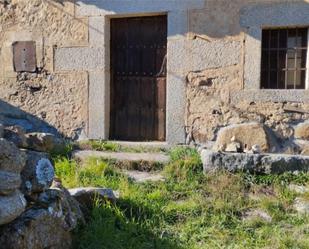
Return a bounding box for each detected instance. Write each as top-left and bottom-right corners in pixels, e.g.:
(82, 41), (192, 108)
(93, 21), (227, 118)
(293, 198), (309, 215)
(0, 208), (72, 249)
(295, 121), (309, 140)
(0, 124), (4, 138)
(201, 149), (309, 174)
(214, 122), (270, 152)
(241, 209), (272, 223)
(0, 138), (26, 173)
(0, 190), (26, 225)
(21, 150), (54, 196)
(38, 181), (85, 231)
(25, 132), (66, 154)
(0, 171), (21, 195)
(69, 187), (117, 213)
(3, 125), (28, 148)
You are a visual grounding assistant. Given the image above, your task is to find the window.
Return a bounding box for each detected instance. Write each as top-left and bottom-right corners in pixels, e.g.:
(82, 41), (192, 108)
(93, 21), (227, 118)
(261, 28), (308, 89)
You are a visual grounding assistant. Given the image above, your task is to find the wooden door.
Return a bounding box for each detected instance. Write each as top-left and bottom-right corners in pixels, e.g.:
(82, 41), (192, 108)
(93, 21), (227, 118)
(110, 16), (167, 141)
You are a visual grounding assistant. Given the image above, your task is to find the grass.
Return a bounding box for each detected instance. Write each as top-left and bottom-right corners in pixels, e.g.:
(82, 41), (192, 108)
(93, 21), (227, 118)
(76, 140), (169, 153)
(53, 147), (309, 249)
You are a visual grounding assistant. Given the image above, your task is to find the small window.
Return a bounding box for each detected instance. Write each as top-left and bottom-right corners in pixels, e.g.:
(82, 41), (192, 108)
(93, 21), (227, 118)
(261, 28), (308, 89)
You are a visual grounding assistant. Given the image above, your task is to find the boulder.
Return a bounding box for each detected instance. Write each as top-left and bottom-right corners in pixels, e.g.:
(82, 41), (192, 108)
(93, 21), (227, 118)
(295, 121), (309, 140)
(0, 190), (26, 225)
(0, 208), (72, 249)
(301, 146), (309, 156)
(25, 132), (66, 154)
(3, 125), (28, 148)
(214, 123), (270, 153)
(0, 171), (21, 195)
(69, 187), (117, 213)
(293, 198), (309, 215)
(201, 149), (263, 173)
(37, 182), (85, 231)
(0, 138), (26, 173)
(0, 124), (3, 138)
(201, 149), (309, 174)
(241, 209), (272, 223)
(21, 150), (54, 196)
(288, 184), (309, 194)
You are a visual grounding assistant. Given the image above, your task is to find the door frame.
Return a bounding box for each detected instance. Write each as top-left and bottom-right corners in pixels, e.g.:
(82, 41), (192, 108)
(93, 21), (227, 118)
(86, 7), (194, 144)
(109, 15), (167, 141)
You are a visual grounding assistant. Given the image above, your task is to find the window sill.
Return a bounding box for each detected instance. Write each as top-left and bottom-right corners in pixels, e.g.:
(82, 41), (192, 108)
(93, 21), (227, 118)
(230, 89), (309, 104)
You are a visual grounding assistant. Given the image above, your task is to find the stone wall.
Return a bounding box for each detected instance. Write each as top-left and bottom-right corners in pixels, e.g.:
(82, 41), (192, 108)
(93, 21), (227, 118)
(0, 0), (88, 138)
(0, 124), (84, 249)
(185, 0), (309, 150)
(1, 0), (309, 145)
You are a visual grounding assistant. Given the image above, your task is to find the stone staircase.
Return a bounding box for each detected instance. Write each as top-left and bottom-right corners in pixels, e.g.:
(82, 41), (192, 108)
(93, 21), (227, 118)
(72, 141), (170, 183)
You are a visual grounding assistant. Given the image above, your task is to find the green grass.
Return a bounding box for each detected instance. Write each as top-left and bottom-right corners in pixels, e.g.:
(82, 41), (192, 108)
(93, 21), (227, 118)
(76, 140), (168, 153)
(54, 147), (309, 249)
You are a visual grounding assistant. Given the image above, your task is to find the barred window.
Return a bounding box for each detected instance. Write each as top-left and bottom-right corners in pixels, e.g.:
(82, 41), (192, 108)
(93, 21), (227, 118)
(261, 28), (308, 89)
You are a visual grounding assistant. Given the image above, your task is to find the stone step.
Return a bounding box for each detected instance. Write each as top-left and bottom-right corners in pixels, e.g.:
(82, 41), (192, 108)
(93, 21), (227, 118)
(72, 150), (170, 171)
(111, 141), (170, 149)
(76, 140), (170, 153)
(123, 170), (165, 183)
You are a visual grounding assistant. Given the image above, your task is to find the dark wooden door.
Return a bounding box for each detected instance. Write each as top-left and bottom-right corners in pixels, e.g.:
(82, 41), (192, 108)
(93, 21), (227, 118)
(110, 16), (167, 141)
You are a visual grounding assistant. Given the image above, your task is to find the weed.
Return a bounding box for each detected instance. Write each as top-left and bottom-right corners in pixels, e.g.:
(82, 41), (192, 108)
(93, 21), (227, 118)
(54, 147), (309, 249)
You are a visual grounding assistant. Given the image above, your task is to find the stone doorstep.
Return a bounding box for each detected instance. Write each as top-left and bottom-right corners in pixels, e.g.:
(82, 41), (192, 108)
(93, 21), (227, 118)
(111, 141), (170, 149)
(201, 149), (309, 174)
(72, 150), (170, 165)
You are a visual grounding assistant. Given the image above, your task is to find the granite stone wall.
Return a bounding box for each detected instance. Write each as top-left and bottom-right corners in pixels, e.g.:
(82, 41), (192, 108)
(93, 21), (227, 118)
(1, 0), (309, 145)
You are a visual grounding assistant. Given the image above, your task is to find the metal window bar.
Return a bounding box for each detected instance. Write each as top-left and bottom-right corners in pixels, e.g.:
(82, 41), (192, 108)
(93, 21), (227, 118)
(261, 28), (308, 89)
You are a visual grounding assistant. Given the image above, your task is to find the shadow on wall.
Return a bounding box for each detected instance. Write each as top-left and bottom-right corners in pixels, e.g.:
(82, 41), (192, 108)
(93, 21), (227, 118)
(0, 100), (60, 136)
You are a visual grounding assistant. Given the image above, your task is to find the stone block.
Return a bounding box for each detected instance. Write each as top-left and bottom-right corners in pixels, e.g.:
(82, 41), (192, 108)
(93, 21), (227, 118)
(88, 71), (109, 139)
(190, 39), (242, 71)
(89, 17), (106, 47)
(167, 39), (188, 73)
(0, 208), (72, 249)
(214, 122), (270, 153)
(21, 151), (54, 196)
(25, 132), (66, 154)
(0, 190), (26, 226)
(166, 74), (186, 144)
(230, 90), (309, 104)
(0, 138), (26, 174)
(54, 47), (105, 71)
(0, 171), (21, 195)
(295, 122), (309, 140)
(201, 149), (309, 174)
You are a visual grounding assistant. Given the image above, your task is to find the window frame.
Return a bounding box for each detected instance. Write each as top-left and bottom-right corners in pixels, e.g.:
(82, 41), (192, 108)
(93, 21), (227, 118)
(306, 28), (309, 90)
(260, 27), (309, 90)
